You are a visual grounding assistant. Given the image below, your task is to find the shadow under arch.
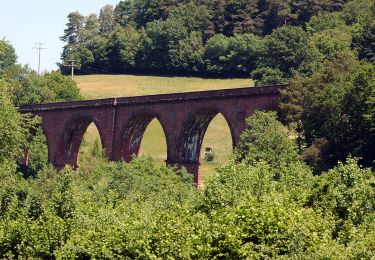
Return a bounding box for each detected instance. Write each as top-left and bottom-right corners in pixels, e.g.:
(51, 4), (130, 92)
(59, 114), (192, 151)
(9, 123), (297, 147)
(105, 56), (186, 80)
(179, 107), (236, 164)
(119, 112), (169, 162)
(57, 116), (106, 168)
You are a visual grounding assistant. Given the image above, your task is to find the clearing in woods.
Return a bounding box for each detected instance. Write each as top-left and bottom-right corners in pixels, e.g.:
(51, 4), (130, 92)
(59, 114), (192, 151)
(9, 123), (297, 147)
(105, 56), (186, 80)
(76, 74), (253, 179)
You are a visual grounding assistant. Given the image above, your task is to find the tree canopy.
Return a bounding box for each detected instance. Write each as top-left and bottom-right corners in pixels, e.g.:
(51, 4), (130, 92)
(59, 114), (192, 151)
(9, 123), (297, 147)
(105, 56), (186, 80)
(0, 39), (17, 74)
(59, 0), (372, 77)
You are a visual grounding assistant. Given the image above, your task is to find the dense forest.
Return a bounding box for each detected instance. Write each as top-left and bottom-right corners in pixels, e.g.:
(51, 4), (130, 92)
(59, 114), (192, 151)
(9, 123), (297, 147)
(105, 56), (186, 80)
(60, 0), (374, 78)
(0, 0), (374, 258)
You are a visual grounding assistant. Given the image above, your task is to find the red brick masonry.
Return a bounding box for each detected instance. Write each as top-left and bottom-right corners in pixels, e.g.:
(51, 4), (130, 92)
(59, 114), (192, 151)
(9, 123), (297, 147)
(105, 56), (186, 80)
(20, 85), (286, 186)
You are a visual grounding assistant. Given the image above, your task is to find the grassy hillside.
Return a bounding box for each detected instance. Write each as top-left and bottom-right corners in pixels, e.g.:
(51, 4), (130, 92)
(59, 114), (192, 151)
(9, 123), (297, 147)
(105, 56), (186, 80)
(76, 74), (252, 99)
(76, 74), (252, 179)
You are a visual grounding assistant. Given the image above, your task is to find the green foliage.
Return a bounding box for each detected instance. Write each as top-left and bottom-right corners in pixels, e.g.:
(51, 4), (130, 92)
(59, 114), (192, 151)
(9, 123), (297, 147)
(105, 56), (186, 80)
(306, 12), (347, 34)
(204, 151), (215, 162)
(99, 5), (114, 36)
(0, 39), (17, 74)
(307, 158), (375, 244)
(307, 12), (353, 62)
(303, 62), (375, 169)
(139, 17), (188, 70)
(169, 2), (212, 35)
(204, 34), (231, 74)
(169, 31), (205, 73)
(0, 118), (374, 258)
(0, 40), (81, 177)
(60, 11), (85, 44)
(309, 27), (352, 61)
(12, 70), (81, 106)
(27, 128), (48, 174)
(353, 20), (375, 62)
(235, 111), (299, 168)
(281, 50), (374, 171)
(108, 25), (144, 72)
(208, 200), (331, 258)
(260, 26), (321, 77)
(341, 0), (375, 27)
(204, 33), (261, 75)
(0, 81), (39, 166)
(58, 0), (357, 76)
(251, 67), (286, 86)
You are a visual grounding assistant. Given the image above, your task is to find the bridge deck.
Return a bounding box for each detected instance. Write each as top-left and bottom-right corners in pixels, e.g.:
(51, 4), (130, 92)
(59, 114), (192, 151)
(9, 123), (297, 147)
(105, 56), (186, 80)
(19, 85), (286, 112)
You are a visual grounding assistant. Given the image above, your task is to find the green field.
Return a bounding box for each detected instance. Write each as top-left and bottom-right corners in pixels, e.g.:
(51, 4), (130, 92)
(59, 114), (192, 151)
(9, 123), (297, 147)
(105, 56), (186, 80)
(76, 74), (253, 179)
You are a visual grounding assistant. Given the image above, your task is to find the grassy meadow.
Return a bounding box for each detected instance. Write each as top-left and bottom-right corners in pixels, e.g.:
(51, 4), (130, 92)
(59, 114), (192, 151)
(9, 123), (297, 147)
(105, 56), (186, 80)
(76, 74), (253, 179)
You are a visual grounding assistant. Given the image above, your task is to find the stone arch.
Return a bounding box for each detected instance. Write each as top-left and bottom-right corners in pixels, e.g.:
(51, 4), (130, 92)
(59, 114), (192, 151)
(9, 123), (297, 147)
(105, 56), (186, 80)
(179, 107), (236, 164)
(56, 116), (105, 168)
(119, 111), (169, 162)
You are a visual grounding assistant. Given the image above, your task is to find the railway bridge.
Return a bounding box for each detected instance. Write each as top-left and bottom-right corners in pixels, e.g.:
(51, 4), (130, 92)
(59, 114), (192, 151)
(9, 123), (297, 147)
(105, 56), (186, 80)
(20, 85), (285, 186)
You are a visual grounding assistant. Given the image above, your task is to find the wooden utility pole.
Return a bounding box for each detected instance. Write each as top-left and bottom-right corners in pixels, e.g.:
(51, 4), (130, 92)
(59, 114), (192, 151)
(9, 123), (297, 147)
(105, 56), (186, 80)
(63, 60), (79, 80)
(33, 43), (47, 75)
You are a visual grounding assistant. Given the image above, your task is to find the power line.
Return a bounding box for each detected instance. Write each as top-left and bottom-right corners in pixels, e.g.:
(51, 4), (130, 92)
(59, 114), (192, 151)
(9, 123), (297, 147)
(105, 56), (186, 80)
(63, 60), (80, 80)
(33, 43), (47, 75)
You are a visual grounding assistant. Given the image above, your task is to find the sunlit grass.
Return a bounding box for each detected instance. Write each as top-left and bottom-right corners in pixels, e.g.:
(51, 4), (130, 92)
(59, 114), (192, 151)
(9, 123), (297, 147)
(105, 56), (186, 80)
(76, 74), (252, 99)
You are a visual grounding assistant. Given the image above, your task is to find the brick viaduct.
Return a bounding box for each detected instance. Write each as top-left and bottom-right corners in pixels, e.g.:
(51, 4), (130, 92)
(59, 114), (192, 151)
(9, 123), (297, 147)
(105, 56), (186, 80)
(20, 85), (285, 186)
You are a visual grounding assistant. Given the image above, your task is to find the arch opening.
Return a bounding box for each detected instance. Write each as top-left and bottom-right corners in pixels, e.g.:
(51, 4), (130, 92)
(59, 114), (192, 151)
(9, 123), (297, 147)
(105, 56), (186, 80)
(180, 109), (235, 164)
(139, 118), (167, 164)
(200, 113), (234, 177)
(58, 117), (105, 168)
(120, 113), (168, 163)
(79, 123), (104, 166)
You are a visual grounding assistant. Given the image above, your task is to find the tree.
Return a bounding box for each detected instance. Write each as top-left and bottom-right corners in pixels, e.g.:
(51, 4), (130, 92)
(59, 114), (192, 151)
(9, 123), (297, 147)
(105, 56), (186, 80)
(293, 0), (325, 26)
(139, 17), (188, 70)
(227, 33), (262, 74)
(0, 39), (17, 74)
(260, 0), (297, 35)
(210, 0), (227, 34)
(99, 5), (115, 36)
(204, 34), (231, 74)
(169, 2), (212, 34)
(114, 0), (136, 26)
(0, 80), (39, 166)
(60, 44), (94, 73)
(204, 33), (261, 75)
(341, 0), (374, 26)
(235, 111), (299, 168)
(60, 12), (85, 44)
(299, 58), (375, 170)
(231, 0), (261, 35)
(307, 158), (375, 243)
(157, 0), (182, 19)
(259, 26), (320, 77)
(306, 13), (352, 61)
(353, 20), (375, 62)
(13, 71), (81, 106)
(80, 14), (100, 42)
(169, 31), (205, 73)
(107, 25), (143, 72)
(43, 71), (81, 102)
(306, 12), (346, 34)
(309, 28), (352, 61)
(251, 67), (286, 86)
(87, 35), (110, 73)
